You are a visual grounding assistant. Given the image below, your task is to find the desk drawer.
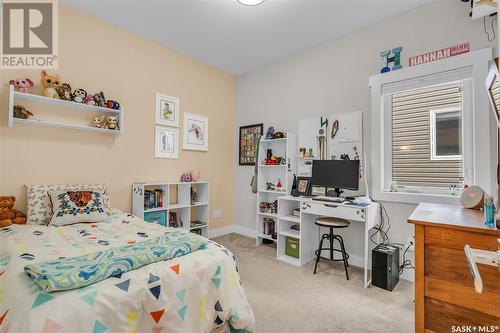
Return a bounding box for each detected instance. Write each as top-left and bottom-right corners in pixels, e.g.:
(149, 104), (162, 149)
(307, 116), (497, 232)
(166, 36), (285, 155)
(301, 202), (365, 221)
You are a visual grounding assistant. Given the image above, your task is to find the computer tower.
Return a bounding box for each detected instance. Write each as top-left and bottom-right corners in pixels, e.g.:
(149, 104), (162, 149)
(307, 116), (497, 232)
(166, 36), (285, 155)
(372, 244), (399, 291)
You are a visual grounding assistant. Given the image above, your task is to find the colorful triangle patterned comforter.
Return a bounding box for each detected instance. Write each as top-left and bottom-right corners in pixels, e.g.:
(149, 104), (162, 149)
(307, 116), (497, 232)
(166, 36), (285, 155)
(0, 210), (255, 333)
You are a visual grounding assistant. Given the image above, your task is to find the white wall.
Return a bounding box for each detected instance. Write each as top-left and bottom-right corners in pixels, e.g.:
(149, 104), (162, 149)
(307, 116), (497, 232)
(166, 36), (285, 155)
(234, 1), (497, 265)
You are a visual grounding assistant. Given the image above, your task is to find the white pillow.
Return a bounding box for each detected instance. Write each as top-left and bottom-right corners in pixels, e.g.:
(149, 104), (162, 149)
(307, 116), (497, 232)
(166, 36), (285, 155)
(48, 190), (108, 227)
(26, 184), (111, 225)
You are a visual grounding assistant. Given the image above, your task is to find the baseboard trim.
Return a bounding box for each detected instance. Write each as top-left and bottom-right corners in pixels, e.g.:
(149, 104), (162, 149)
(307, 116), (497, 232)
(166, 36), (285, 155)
(208, 225), (256, 239)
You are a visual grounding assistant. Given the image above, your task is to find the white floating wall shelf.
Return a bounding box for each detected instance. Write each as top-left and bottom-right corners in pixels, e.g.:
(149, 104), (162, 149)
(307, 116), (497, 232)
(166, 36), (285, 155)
(7, 85), (124, 135)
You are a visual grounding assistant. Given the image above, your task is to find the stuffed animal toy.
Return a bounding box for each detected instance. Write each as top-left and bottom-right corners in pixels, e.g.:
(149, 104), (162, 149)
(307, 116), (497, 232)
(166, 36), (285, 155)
(56, 83), (72, 101)
(0, 196), (27, 227)
(13, 105), (34, 119)
(105, 115), (119, 130)
(191, 170), (200, 182)
(106, 100), (120, 110)
(40, 70), (62, 99)
(93, 115), (106, 128)
(84, 95), (96, 106)
(9, 78), (34, 93)
(72, 88), (87, 103)
(93, 92), (106, 107)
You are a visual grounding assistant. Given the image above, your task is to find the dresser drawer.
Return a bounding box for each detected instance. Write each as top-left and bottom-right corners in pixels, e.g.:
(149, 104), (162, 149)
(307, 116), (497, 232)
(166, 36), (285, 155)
(301, 202), (365, 221)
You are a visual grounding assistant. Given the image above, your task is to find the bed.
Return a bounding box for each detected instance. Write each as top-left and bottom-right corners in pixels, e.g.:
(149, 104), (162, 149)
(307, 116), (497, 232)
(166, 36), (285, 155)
(0, 209), (255, 333)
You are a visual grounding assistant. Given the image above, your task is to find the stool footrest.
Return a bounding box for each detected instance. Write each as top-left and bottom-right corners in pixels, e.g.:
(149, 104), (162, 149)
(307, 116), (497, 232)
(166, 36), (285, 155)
(314, 249), (350, 261)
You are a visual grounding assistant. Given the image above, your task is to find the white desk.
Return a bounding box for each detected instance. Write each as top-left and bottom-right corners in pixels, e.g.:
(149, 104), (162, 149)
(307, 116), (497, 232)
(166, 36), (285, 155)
(276, 196), (380, 288)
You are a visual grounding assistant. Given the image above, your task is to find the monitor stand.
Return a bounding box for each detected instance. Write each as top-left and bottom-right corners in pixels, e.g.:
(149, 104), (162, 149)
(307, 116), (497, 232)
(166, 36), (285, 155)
(327, 188), (344, 198)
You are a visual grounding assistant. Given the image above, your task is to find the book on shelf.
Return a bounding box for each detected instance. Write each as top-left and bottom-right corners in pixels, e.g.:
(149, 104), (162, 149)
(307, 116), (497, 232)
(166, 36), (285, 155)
(190, 220), (207, 228)
(144, 189), (164, 210)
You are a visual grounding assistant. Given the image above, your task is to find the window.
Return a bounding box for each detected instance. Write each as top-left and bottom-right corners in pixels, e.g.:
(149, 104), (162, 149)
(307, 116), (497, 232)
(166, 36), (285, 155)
(391, 83), (464, 190)
(370, 48), (495, 204)
(430, 108), (462, 160)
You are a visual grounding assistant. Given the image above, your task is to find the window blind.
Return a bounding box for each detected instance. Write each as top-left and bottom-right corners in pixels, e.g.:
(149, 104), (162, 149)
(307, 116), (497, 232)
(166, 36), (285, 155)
(392, 83), (463, 188)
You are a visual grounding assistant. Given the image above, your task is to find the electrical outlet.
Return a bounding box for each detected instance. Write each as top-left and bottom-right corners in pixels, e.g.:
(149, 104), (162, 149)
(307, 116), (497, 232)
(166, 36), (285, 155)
(212, 209), (222, 219)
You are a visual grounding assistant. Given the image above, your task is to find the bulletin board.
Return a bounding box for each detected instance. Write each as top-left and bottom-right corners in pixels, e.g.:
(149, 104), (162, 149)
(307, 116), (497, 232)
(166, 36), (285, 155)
(297, 111), (363, 178)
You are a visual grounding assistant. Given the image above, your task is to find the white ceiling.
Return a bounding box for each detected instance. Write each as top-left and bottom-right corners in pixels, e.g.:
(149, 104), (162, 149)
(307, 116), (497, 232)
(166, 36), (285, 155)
(65, 0), (432, 75)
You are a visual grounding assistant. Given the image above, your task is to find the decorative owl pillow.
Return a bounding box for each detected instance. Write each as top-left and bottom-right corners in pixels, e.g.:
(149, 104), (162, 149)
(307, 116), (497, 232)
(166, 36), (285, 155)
(48, 190), (108, 227)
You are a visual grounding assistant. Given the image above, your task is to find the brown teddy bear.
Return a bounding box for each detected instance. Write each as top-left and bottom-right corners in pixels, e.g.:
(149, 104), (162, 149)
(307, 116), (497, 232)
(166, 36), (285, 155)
(0, 196), (27, 228)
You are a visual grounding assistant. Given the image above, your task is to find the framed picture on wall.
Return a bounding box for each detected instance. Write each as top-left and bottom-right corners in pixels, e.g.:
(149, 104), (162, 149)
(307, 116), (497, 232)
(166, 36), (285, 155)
(183, 113), (208, 151)
(155, 93), (179, 127)
(239, 123), (263, 165)
(155, 126), (179, 159)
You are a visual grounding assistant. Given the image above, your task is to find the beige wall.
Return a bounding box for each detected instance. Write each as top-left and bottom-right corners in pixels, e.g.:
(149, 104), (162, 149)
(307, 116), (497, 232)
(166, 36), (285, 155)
(0, 5), (236, 230)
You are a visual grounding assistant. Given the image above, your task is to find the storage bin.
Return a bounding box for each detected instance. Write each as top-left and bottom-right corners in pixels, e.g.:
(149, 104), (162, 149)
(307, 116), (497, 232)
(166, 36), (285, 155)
(285, 237), (300, 258)
(144, 211), (166, 226)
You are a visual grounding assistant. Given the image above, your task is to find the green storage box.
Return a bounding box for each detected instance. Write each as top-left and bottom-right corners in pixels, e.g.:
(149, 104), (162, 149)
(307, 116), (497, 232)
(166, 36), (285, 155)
(285, 236), (300, 259)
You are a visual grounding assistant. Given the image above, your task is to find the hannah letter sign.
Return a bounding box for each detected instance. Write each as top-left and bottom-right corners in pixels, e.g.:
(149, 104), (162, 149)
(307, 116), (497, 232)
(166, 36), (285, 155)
(409, 42), (470, 67)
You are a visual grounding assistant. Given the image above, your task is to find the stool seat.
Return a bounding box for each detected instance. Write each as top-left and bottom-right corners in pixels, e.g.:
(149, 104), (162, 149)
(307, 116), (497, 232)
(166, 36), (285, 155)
(315, 217), (350, 228)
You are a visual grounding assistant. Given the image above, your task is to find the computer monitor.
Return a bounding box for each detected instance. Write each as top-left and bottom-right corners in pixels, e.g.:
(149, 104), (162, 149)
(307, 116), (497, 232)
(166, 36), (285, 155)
(311, 160), (360, 197)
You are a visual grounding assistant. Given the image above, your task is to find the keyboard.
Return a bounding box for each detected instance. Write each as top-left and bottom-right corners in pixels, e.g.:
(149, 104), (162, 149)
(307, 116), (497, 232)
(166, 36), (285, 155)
(312, 196), (345, 203)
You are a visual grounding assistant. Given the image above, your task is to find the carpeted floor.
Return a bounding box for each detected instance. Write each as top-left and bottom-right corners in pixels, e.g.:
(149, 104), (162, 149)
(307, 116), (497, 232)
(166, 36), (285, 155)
(214, 233), (414, 333)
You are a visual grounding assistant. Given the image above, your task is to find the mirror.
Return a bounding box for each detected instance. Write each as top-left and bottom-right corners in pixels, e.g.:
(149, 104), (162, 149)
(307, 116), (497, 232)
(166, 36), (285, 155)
(485, 59), (500, 128)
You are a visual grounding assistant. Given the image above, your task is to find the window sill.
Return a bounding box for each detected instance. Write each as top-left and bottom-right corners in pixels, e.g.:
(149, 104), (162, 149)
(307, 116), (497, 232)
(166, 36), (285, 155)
(372, 190), (461, 205)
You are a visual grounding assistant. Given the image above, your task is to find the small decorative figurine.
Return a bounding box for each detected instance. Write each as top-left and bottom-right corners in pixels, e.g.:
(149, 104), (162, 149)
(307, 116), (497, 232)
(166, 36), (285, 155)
(93, 92), (106, 107)
(276, 179), (283, 191)
(13, 105), (34, 119)
(191, 170), (200, 182)
(84, 95), (96, 106)
(106, 100), (120, 110)
(93, 115), (106, 128)
(180, 172), (192, 182)
(265, 126), (275, 139)
(272, 131), (285, 139)
(105, 115), (119, 130)
(380, 47), (403, 74)
(9, 78), (34, 93)
(56, 83), (72, 101)
(40, 70), (62, 98)
(340, 153), (350, 160)
(72, 88), (87, 103)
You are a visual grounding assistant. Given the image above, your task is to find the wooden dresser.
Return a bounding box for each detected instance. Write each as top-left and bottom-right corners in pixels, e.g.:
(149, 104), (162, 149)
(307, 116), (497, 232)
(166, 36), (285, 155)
(408, 203), (500, 333)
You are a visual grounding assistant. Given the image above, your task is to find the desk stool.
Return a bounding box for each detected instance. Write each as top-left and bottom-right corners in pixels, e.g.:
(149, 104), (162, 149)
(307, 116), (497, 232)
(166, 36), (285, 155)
(313, 217), (350, 280)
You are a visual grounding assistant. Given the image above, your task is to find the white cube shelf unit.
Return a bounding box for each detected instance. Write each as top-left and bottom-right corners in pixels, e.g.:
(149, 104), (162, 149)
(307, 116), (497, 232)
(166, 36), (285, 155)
(132, 181), (209, 237)
(8, 85), (123, 135)
(256, 133), (297, 245)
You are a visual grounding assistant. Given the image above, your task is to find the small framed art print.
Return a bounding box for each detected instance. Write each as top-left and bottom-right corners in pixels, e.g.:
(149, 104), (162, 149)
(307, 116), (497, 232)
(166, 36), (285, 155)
(155, 93), (179, 127)
(183, 113), (208, 151)
(155, 126), (179, 159)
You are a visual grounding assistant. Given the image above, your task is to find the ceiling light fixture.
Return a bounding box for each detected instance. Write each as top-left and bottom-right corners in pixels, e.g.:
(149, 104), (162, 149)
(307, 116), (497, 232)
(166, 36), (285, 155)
(237, 0), (265, 6)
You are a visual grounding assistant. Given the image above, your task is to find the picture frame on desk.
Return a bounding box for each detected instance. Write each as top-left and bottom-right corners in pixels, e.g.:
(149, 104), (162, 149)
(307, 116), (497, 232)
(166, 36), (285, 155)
(311, 186), (326, 197)
(296, 177), (311, 196)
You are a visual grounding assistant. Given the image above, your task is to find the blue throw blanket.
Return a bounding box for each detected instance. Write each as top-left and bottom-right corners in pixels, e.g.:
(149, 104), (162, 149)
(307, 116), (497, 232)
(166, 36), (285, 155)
(24, 230), (207, 292)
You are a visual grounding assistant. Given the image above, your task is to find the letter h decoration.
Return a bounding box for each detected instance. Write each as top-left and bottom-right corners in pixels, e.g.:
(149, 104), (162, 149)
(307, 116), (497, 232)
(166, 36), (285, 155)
(380, 47), (403, 74)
